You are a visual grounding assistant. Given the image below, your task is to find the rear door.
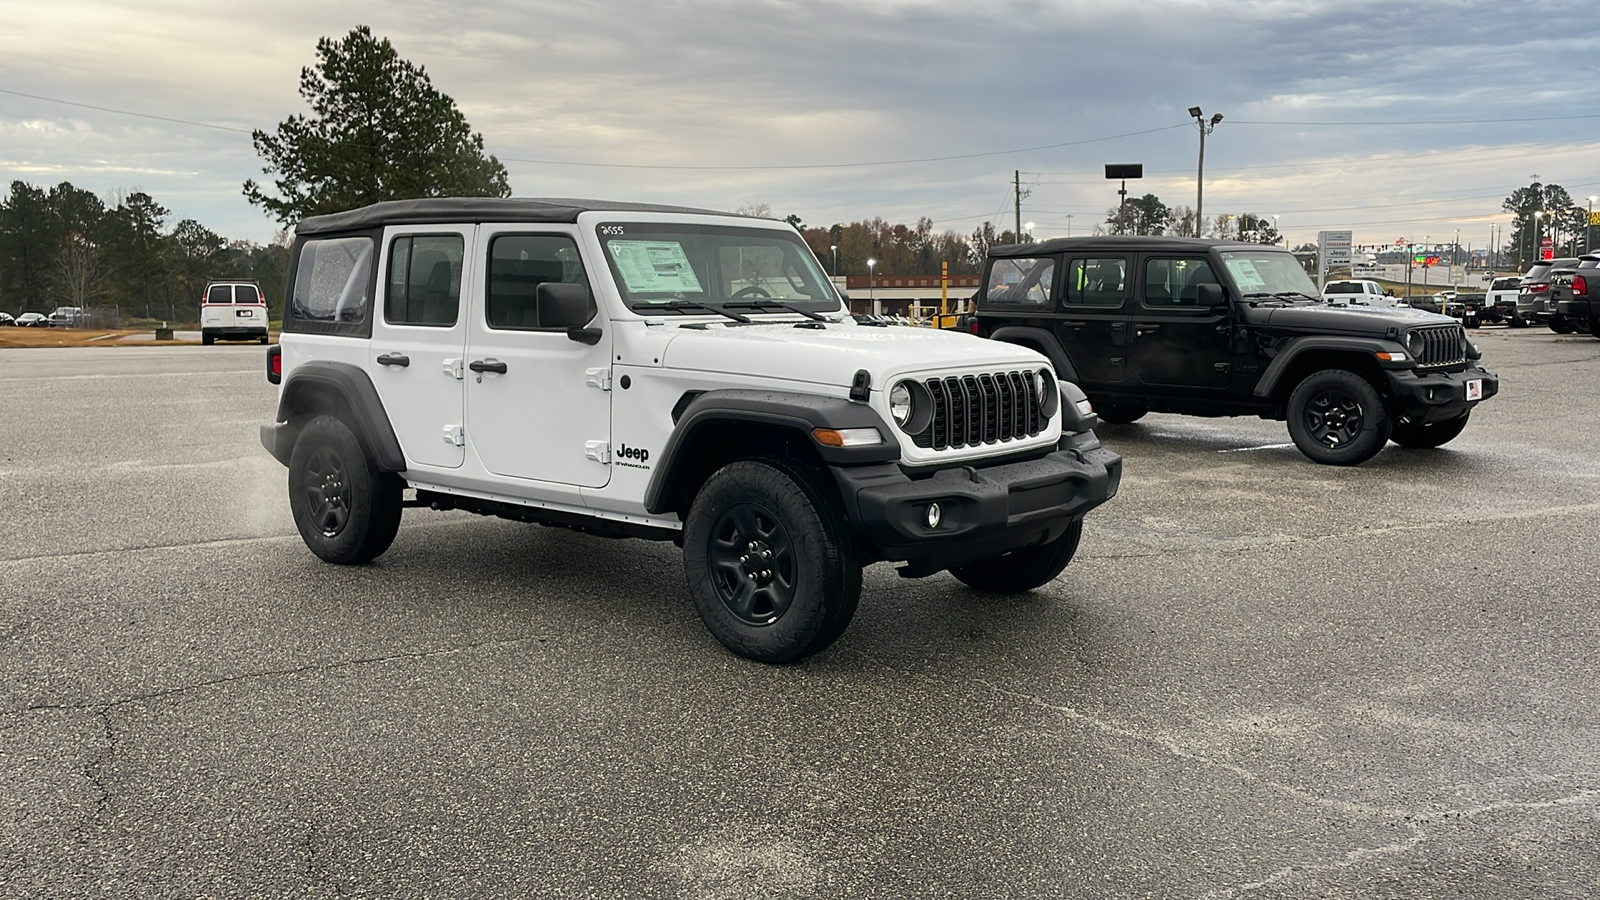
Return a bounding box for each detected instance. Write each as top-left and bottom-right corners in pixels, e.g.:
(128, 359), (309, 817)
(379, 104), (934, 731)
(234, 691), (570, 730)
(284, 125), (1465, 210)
(1056, 254), (1130, 383)
(367, 228), (472, 469)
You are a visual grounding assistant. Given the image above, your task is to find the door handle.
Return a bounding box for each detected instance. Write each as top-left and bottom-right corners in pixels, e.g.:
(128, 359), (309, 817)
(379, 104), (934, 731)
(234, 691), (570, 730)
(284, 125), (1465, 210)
(1059, 320), (1087, 328)
(469, 359), (508, 374)
(1134, 324), (1162, 337)
(376, 352), (410, 367)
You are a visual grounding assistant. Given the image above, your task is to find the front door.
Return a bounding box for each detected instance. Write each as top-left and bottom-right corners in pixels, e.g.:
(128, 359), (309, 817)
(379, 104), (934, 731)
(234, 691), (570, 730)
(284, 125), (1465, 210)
(464, 227), (613, 489)
(1056, 255), (1131, 384)
(1128, 255), (1233, 390)
(368, 227), (472, 469)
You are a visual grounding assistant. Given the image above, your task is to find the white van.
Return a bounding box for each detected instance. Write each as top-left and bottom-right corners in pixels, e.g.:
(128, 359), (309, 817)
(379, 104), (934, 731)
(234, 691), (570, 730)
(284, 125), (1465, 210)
(200, 281), (269, 345)
(1321, 279), (1401, 307)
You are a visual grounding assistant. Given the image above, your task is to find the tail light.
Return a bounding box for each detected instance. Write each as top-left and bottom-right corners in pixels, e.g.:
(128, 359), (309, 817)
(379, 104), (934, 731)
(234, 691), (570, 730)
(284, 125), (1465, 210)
(968, 318), (980, 334)
(1526, 282), (1550, 293)
(1573, 275), (1588, 296)
(267, 344), (282, 384)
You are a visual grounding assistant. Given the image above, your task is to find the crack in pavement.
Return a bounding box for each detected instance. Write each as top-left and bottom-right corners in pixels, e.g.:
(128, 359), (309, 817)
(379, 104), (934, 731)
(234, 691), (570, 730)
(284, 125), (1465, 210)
(981, 681), (1600, 899)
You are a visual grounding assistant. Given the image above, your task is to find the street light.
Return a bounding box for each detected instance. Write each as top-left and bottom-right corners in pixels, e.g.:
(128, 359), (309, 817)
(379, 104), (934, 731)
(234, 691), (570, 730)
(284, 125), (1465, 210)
(830, 243), (838, 277)
(1024, 221), (1035, 242)
(1189, 105), (1223, 236)
(1271, 215), (1280, 245)
(867, 257), (878, 315)
(1589, 197), (1597, 254)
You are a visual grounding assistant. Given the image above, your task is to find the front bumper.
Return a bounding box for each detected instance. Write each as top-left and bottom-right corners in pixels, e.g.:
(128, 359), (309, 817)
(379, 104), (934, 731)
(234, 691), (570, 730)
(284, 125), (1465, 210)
(1384, 365), (1499, 426)
(831, 444), (1122, 573)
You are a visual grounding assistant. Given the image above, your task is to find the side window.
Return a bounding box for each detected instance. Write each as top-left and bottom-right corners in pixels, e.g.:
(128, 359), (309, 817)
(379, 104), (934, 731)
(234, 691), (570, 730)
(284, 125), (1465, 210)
(385, 234), (464, 327)
(291, 237), (374, 324)
(233, 285), (261, 304)
(486, 234), (588, 330)
(1143, 257), (1219, 307)
(985, 257), (1055, 307)
(1064, 258), (1128, 307)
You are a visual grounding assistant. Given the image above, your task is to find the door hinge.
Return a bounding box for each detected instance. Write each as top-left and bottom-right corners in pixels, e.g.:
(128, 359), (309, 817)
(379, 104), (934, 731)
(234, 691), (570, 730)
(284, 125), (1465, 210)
(443, 358), (464, 380)
(585, 440), (611, 463)
(585, 367), (612, 391)
(443, 424), (465, 446)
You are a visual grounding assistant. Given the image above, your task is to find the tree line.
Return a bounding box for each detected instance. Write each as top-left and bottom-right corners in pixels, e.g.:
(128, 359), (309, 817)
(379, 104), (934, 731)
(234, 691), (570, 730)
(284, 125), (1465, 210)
(0, 180), (289, 321)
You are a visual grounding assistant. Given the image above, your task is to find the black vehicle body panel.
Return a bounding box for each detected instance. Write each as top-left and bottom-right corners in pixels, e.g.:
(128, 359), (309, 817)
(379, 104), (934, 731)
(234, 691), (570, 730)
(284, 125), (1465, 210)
(259, 360), (406, 472)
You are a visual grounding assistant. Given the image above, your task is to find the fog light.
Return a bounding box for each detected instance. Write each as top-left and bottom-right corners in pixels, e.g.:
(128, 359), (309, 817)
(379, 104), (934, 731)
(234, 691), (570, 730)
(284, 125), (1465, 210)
(925, 503), (942, 529)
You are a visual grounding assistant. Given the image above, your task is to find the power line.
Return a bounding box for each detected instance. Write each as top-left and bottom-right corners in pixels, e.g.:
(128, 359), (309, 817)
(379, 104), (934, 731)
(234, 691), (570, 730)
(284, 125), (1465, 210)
(1231, 114), (1600, 126)
(0, 87), (255, 134)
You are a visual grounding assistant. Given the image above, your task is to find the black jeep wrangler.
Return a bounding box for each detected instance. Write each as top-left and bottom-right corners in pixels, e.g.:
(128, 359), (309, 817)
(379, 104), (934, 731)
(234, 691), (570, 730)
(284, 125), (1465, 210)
(973, 237), (1499, 466)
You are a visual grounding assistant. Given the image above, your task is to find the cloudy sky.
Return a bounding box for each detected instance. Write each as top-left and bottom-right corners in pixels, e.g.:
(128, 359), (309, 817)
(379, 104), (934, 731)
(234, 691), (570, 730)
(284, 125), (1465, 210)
(2, 0), (1596, 254)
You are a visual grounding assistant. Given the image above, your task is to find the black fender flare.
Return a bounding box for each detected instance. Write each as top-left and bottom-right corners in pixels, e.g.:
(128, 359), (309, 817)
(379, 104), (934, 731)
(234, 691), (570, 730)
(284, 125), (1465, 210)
(643, 389), (898, 515)
(1253, 335), (1400, 398)
(269, 360), (406, 472)
(986, 325), (1081, 383)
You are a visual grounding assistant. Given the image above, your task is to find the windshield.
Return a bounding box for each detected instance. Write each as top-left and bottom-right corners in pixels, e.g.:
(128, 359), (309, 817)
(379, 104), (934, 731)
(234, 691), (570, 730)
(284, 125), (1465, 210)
(1217, 249), (1321, 298)
(597, 222), (841, 314)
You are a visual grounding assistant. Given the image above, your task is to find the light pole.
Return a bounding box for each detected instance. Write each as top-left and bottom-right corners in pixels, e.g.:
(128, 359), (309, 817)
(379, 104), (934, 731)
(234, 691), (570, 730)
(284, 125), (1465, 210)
(867, 258), (878, 316)
(1589, 197), (1596, 253)
(1271, 215), (1280, 246)
(830, 243), (838, 277)
(1024, 221), (1035, 243)
(1189, 106), (1223, 237)
(1534, 211), (1545, 265)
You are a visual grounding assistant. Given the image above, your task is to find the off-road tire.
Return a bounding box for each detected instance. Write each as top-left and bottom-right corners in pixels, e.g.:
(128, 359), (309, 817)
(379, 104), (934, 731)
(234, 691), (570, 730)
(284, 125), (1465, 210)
(950, 519), (1083, 594)
(1463, 317), (1480, 329)
(288, 415), (403, 565)
(1390, 413), (1470, 449)
(1286, 369), (1392, 466)
(1095, 403), (1147, 425)
(683, 458), (860, 664)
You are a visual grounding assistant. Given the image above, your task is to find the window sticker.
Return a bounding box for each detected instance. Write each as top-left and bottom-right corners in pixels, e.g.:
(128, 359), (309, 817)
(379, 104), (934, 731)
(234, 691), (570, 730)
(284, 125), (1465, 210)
(1225, 258), (1267, 291)
(607, 240), (703, 293)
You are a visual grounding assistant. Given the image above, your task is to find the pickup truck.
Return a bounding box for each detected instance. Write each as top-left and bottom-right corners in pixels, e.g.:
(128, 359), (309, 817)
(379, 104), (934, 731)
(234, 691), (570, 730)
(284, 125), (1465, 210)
(1321, 279), (1402, 307)
(1484, 276), (1526, 327)
(1549, 254), (1600, 337)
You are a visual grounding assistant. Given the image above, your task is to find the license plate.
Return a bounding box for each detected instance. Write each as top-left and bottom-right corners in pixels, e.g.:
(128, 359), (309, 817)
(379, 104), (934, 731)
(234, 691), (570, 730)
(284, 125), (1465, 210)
(1464, 309), (1475, 317)
(237, 309), (253, 317)
(1466, 379), (1483, 401)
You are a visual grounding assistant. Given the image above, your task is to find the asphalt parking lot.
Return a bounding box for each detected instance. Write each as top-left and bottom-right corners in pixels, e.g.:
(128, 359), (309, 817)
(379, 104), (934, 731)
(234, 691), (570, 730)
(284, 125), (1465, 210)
(2, 330), (1597, 898)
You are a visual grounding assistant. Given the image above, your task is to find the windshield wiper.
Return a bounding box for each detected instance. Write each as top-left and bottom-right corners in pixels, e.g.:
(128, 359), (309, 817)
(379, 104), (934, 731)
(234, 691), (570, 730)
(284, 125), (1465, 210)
(644, 300), (751, 323)
(722, 298), (833, 321)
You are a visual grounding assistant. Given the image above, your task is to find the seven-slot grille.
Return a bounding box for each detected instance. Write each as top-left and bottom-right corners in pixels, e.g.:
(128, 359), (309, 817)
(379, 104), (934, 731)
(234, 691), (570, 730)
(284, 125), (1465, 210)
(1409, 324), (1466, 368)
(912, 371), (1044, 450)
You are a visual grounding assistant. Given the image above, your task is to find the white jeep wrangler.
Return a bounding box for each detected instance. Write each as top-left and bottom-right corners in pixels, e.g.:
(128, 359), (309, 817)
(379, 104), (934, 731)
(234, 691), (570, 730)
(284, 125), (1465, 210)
(261, 199), (1122, 662)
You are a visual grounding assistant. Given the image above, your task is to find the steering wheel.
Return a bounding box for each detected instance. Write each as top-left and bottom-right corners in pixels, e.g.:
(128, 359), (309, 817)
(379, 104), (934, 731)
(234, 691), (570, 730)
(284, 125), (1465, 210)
(732, 286), (772, 299)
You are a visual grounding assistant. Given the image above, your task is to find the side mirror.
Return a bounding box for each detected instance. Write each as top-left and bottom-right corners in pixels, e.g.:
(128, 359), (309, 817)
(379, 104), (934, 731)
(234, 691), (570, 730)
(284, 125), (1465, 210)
(537, 282), (600, 344)
(1196, 283), (1227, 307)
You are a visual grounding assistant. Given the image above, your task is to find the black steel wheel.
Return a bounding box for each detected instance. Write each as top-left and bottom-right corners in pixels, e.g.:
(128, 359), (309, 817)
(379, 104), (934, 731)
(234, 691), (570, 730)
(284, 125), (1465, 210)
(287, 415), (403, 564)
(1390, 412), (1470, 449)
(1285, 369), (1392, 466)
(951, 519), (1083, 594)
(684, 459), (860, 663)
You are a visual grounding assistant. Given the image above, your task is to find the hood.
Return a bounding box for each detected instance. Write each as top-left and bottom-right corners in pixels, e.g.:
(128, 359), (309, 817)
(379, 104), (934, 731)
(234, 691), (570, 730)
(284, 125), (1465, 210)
(658, 320), (1046, 387)
(1249, 303), (1455, 333)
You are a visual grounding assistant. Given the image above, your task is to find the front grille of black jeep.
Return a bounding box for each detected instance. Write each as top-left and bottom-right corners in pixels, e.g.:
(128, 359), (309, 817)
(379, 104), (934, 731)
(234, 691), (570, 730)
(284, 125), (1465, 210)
(913, 371), (1044, 450)
(1410, 324), (1466, 368)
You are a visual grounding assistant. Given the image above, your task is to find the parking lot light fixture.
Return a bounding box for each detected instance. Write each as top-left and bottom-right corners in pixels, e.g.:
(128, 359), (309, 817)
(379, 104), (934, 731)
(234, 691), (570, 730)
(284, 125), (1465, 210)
(867, 257), (878, 315)
(1589, 197), (1596, 254)
(1189, 106), (1222, 235)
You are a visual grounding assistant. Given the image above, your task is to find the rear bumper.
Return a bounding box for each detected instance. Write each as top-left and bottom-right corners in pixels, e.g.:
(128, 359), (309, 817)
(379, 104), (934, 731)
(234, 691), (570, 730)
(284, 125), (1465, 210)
(832, 444), (1122, 572)
(1384, 365), (1498, 425)
(204, 326), (268, 337)
(1556, 298), (1594, 320)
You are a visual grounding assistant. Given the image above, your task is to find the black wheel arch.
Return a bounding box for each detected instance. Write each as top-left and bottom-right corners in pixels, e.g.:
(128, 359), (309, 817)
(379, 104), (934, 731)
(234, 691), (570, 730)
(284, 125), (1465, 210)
(643, 390), (897, 517)
(986, 325), (1081, 383)
(1253, 337), (1396, 408)
(266, 360), (406, 472)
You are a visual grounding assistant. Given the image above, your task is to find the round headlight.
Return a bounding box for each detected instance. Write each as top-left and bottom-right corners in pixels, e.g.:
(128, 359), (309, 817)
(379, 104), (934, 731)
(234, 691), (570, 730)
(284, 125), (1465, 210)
(889, 382), (913, 426)
(1405, 330), (1424, 356)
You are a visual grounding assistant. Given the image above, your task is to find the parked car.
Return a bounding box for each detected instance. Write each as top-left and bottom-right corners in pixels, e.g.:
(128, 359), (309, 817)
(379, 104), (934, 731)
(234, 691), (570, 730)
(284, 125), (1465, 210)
(1517, 258), (1580, 331)
(0, 312), (14, 326)
(48, 306), (88, 327)
(1548, 254), (1600, 337)
(199, 280), (269, 344)
(1322, 279), (1403, 307)
(16, 312), (49, 327)
(972, 236), (1498, 466)
(1484, 275), (1526, 327)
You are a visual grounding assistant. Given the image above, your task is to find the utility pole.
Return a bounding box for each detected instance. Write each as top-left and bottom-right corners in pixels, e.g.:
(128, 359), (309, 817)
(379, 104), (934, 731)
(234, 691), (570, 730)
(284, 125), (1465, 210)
(1014, 170), (1022, 243)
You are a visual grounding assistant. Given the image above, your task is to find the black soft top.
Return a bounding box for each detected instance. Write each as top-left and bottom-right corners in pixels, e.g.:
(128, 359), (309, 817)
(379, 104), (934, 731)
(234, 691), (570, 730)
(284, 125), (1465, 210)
(988, 236), (1264, 258)
(294, 197), (738, 235)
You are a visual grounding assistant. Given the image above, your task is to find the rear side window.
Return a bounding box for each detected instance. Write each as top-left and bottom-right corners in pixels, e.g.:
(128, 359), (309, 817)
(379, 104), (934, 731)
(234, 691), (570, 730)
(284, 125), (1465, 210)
(291, 236), (374, 326)
(206, 285), (232, 304)
(984, 257), (1055, 307)
(486, 234), (588, 330)
(386, 235), (464, 327)
(1325, 282), (1358, 294)
(1064, 257), (1127, 307)
(1143, 258), (1219, 307)
(1491, 278), (1520, 290)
